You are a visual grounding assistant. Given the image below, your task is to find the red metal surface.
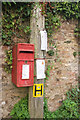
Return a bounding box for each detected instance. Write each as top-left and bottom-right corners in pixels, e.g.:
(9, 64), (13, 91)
(12, 43), (34, 87)
(34, 58), (45, 60)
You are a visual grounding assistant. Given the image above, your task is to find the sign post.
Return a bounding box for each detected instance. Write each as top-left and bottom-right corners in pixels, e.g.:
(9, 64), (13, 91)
(29, 4), (45, 118)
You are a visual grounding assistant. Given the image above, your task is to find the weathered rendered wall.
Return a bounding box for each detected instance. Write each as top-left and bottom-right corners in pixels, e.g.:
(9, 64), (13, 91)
(1, 19), (78, 117)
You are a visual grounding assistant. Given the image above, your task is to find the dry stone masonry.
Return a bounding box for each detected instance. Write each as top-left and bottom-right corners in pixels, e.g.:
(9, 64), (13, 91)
(45, 20), (78, 111)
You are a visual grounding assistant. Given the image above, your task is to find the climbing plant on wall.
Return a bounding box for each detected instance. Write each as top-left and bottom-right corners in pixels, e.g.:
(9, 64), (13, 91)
(40, 2), (80, 58)
(2, 2), (80, 45)
(2, 2), (80, 72)
(2, 2), (32, 46)
(2, 2), (33, 73)
(55, 2), (80, 19)
(44, 2), (79, 38)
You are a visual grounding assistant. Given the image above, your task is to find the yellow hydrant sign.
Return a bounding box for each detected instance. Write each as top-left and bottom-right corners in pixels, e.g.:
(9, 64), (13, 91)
(33, 84), (43, 97)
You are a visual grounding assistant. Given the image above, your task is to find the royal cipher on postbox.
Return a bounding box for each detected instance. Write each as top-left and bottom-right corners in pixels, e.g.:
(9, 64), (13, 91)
(12, 43), (34, 87)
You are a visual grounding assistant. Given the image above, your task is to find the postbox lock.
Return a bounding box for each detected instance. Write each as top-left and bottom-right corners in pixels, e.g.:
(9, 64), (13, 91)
(25, 60), (27, 64)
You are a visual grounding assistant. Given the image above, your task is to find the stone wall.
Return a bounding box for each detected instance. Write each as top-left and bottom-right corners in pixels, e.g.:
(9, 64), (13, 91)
(1, 19), (78, 118)
(1, 40), (28, 118)
(0, 44), (2, 119)
(45, 19), (78, 111)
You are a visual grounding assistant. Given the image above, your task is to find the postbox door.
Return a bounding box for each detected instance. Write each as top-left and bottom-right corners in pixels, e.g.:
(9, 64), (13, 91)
(17, 61), (34, 87)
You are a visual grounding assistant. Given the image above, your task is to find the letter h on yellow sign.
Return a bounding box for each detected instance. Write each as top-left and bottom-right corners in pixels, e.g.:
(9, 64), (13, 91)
(33, 84), (43, 97)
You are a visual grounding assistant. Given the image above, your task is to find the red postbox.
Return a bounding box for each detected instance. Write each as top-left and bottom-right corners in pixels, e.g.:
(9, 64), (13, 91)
(12, 43), (34, 87)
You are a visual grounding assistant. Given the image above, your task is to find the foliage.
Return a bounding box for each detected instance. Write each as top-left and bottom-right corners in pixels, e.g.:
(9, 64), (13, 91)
(74, 24), (80, 38)
(44, 63), (54, 84)
(10, 87), (79, 119)
(45, 65), (51, 78)
(47, 39), (61, 63)
(47, 50), (54, 56)
(73, 51), (80, 57)
(64, 41), (71, 43)
(2, 2), (32, 46)
(45, 4), (61, 37)
(73, 52), (77, 57)
(40, 2), (61, 38)
(78, 52), (80, 56)
(10, 96), (30, 119)
(2, 2), (79, 45)
(55, 2), (80, 20)
(44, 2), (79, 37)
(44, 87), (79, 119)
(4, 49), (12, 73)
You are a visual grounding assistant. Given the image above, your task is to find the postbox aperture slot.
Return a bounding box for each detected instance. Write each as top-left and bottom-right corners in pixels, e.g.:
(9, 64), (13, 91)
(19, 51), (33, 53)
